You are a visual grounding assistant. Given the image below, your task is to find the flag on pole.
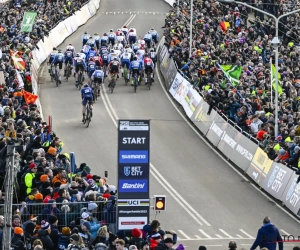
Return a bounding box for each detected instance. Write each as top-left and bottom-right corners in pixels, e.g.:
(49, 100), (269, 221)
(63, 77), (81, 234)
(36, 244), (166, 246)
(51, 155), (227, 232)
(10, 50), (26, 71)
(22, 89), (38, 104)
(220, 21), (230, 32)
(271, 64), (283, 95)
(219, 65), (242, 86)
(21, 12), (37, 32)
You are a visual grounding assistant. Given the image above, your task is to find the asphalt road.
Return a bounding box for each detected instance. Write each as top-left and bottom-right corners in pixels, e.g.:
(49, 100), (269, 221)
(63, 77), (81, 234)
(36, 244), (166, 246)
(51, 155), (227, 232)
(39, 0), (300, 249)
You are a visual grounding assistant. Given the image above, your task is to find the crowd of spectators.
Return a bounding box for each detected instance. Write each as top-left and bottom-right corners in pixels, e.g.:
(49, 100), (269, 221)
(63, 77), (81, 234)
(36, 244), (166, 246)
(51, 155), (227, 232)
(162, 0), (300, 167)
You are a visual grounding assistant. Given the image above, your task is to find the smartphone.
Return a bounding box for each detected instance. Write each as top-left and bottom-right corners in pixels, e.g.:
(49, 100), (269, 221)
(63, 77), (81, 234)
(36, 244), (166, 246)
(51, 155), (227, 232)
(104, 171), (108, 178)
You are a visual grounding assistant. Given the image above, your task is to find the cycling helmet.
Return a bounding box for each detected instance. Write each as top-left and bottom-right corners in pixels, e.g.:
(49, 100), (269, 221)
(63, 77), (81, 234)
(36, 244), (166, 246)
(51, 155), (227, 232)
(119, 33), (123, 36)
(58, 49), (62, 53)
(69, 44), (72, 46)
(111, 50), (114, 53)
(67, 48), (71, 51)
(84, 31), (88, 34)
(89, 36), (93, 39)
(136, 51), (141, 54)
(151, 27), (154, 30)
(148, 31), (151, 34)
(80, 49), (84, 53)
(123, 25), (127, 28)
(76, 53), (80, 57)
(109, 29), (113, 32)
(103, 33), (107, 36)
(84, 83), (89, 87)
(133, 56), (137, 60)
(144, 54), (149, 57)
(130, 29), (134, 32)
(90, 46), (95, 50)
(53, 47), (57, 50)
(149, 48), (154, 52)
(96, 66), (100, 70)
(125, 49), (128, 53)
(89, 58), (94, 61)
(113, 58), (118, 60)
(94, 32), (98, 35)
(117, 29), (121, 32)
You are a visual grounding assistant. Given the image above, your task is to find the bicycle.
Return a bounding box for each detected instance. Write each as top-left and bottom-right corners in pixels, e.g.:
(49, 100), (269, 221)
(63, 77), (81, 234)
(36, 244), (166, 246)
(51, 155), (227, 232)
(133, 73), (139, 93)
(83, 101), (92, 128)
(53, 65), (60, 87)
(123, 66), (129, 86)
(50, 65), (54, 82)
(145, 71), (152, 90)
(78, 70), (83, 90)
(65, 62), (71, 81)
(91, 81), (98, 102)
(103, 64), (107, 78)
(109, 73), (116, 93)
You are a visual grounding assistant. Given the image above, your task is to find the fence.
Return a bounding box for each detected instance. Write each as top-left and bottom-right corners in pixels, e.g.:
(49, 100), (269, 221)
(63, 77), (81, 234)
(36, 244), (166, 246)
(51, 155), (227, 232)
(157, 40), (300, 218)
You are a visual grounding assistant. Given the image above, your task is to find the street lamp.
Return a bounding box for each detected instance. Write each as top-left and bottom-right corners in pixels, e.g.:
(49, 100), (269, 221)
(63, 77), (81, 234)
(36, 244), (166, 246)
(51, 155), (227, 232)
(218, 0), (300, 136)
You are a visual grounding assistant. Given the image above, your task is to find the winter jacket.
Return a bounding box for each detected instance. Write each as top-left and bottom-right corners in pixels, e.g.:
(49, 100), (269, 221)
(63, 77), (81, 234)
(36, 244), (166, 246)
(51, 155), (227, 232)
(58, 235), (70, 250)
(11, 234), (26, 250)
(89, 217), (101, 239)
(155, 242), (170, 250)
(250, 223), (283, 250)
(50, 225), (61, 248)
(38, 229), (55, 250)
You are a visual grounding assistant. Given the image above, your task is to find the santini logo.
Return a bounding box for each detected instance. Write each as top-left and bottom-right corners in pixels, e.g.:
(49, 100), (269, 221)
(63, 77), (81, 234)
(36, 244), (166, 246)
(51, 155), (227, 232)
(122, 183), (145, 189)
(119, 150), (149, 164)
(119, 180), (148, 192)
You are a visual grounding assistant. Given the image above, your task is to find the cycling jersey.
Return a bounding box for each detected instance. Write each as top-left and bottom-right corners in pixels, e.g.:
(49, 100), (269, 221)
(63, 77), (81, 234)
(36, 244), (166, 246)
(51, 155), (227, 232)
(52, 53), (64, 64)
(100, 47), (109, 56)
(101, 36), (109, 44)
(87, 50), (97, 61)
(74, 57), (87, 68)
(132, 43), (141, 51)
(87, 61), (96, 78)
(127, 31), (137, 44)
(81, 86), (93, 105)
(102, 54), (109, 65)
(136, 54), (144, 68)
(92, 70), (104, 80)
(115, 43), (123, 51)
(129, 60), (143, 71)
(144, 57), (154, 69)
(121, 27), (129, 35)
(108, 53), (119, 62)
(149, 51), (157, 63)
(48, 52), (56, 64)
(66, 45), (75, 54)
(86, 38), (95, 47)
(149, 30), (159, 42)
(82, 45), (90, 55)
(136, 49), (146, 56)
(93, 35), (100, 42)
(79, 53), (86, 61)
(108, 60), (120, 73)
(64, 51), (74, 64)
(144, 34), (153, 48)
(121, 52), (131, 69)
(82, 34), (90, 44)
(93, 56), (103, 67)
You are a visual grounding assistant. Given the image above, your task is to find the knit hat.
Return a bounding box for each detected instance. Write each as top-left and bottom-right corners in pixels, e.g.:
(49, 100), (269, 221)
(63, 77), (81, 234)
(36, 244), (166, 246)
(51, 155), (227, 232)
(295, 146), (300, 152)
(279, 149), (286, 156)
(26, 155), (34, 163)
(81, 212), (89, 219)
(88, 202), (98, 211)
(83, 165), (91, 173)
(87, 179), (94, 185)
(29, 163), (36, 170)
(82, 221), (91, 231)
(176, 244), (185, 250)
(131, 228), (142, 238)
(86, 174), (93, 180)
(49, 215), (58, 225)
(151, 233), (161, 240)
(164, 238), (174, 244)
(35, 193), (43, 200)
(40, 174), (48, 182)
(70, 233), (80, 242)
(41, 220), (50, 230)
(62, 227), (71, 235)
(48, 147), (57, 155)
(14, 227), (23, 235)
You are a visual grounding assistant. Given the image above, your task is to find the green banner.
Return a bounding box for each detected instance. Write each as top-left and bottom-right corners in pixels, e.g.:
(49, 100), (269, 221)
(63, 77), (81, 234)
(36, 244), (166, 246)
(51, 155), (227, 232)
(21, 12), (37, 32)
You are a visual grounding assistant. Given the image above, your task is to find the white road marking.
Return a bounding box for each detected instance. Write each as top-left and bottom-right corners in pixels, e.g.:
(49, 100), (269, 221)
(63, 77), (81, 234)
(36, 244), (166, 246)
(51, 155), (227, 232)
(239, 229), (254, 239)
(114, 12), (115, 14)
(219, 229), (233, 238)
(198, 229), (212, 239)
(178, 230), (191, 239)
(215, 234), (222, 238)
(106, 12), (108, 14)
(280, 229), (291, 235)
(236, 234), (243, 238)
(195, 235), (202, 239)
(155, 35), (300, 225)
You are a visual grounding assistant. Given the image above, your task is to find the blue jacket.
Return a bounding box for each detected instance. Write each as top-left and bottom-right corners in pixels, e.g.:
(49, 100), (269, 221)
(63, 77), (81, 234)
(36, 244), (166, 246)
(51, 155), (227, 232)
(250, 223), (283, 250)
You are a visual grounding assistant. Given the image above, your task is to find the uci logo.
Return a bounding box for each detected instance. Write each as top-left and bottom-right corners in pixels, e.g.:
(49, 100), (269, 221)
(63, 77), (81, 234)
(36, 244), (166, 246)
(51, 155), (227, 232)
(120, 121), (129, 126)
(128, 200), (140, 205)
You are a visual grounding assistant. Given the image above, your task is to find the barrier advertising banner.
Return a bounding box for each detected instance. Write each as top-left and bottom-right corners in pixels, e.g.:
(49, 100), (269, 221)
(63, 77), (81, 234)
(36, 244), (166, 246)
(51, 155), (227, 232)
(169, 73), (184, 97)
(246, 147), (273, 185)
(191, 99), (217, 135)
(165, 59), (178, 89)
(180, 85), (202, 118)
(159, 46), (168, 63)
(117, 120), (150, 230)
(280, 173), (300, 215)
(261, 162), (294, 200)
(206, 114), (228, 147)
(217, 124), (257, 171)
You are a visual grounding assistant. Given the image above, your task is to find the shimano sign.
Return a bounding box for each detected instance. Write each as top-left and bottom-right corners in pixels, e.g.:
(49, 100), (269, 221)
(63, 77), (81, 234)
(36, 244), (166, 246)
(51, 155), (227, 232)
(119, 150), (149, 164)
(119, 180), (148, 192)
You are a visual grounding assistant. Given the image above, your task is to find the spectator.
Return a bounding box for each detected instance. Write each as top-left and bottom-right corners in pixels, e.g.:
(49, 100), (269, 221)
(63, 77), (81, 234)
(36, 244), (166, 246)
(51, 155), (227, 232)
(155, 237), (174, 250)
(49, 215), (60, 247)
(52, 168), (67, 186)
(250, 216), (283, 250)
(11, 227), (26, 250)
(129, 228), (143, 248)
(24, 163), (38, 195)
(229, 241), (237, 250)
(38, 220), (55, 250)
(92, 225), (109, 246)
(58, 227), (71, 250)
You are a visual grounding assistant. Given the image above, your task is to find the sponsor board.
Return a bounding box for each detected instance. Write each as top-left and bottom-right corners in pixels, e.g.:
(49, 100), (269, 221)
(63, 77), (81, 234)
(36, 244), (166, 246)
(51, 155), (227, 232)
(118, 216), (148, 230)
(119, 120), (149, 131)
(169, 73), (184, 98)
(119, 180), (148, 193)
(119, 150), (149, 164)
(119, 165), (149, 178)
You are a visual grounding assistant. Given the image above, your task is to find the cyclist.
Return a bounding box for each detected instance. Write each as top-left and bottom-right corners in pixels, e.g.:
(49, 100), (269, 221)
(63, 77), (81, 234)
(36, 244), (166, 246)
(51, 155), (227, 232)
(100, 43), (109, 56)
(149, 27), (159, 44)
(143, 54), (154, 82)
(51, 49), (64, 84)
(64, 48), (74, 77)
(107, 29), (116, 46)
(108, 49), (120, 62)
(65, 44), (75, 56)
(148, 48), (157, 67)
(93, 32), (101, 50)
(132, 42), (141, 53)
(86, 36), (95, 47)
(116, 33), (125, 46)
(129, 56), (143, 86)
(79, 49), (87, 61)
(113, 43), (123, 57)
(82, 31), (90, 46)
(121, 25), (129, 37)
(47, 47), (58, 75)
(107, 58), (120, 87)
(82, 44), (91, 60)
(87, 58), (96, 83)
(136, 51), (144, 78)
(101, 33), (109, 46)
(125, 45), (134, 59)
(127, 29), (137, 44)
(94, 53), (103, 67)
(74, 53), (87, 87)
(121, 49), (131, 77)
(129, 27), (137, 34)
(144, 31), (153, 49)
(116, 29), (123, 36)
(87, 47), (97, 61)
(81, 83), (94, 122)
(91, 66), (104, 96)
(102, 53), (109, 77)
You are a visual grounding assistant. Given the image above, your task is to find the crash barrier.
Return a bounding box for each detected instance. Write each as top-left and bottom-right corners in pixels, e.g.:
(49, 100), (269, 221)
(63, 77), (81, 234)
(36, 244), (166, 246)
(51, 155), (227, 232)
(2, 200), (117, 230)
(157, 41), (300, 218)
(30, 0), (101, 119)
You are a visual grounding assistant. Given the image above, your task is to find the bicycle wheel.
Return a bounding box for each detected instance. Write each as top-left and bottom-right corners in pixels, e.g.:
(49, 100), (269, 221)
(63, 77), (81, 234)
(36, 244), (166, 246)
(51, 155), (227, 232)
(124, 68), (128, 86)
(85, 106), (91, 128)
(110, 80), (115, 93)
(78, 72), (82, 90)
(134, 78), (137, 93)
(55, 71), (59, 87)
